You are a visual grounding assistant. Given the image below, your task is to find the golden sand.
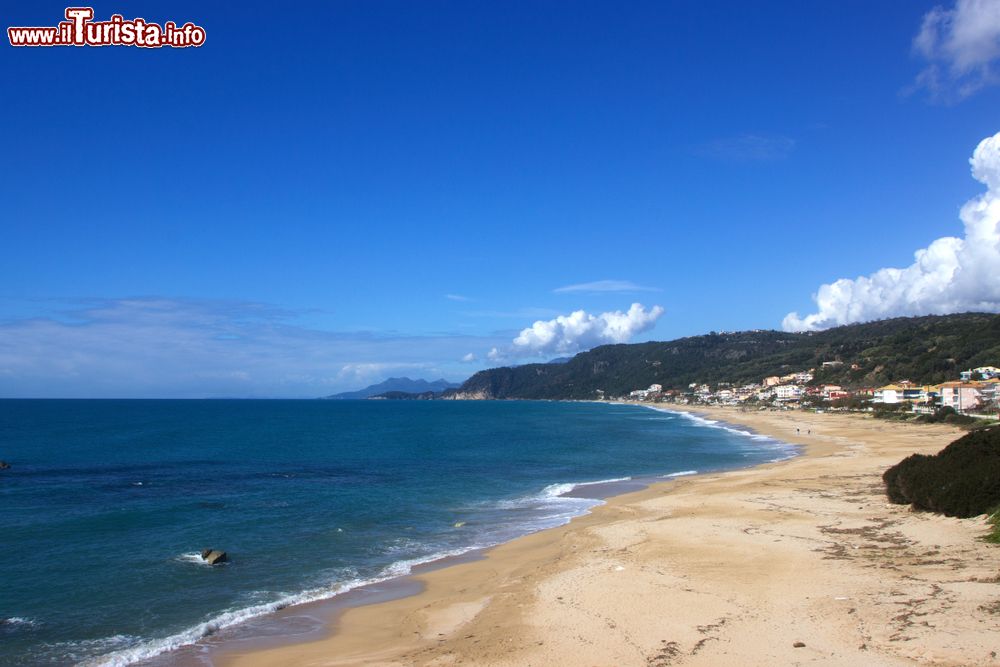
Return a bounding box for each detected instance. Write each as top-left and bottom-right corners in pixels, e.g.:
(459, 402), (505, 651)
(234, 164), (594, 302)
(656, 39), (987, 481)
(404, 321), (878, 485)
(222, 406), (1000, 667)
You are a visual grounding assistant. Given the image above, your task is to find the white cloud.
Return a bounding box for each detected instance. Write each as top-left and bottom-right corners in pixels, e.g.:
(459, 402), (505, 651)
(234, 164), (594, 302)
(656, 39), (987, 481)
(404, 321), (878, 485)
(0, 298), (502, 397)
(489, 303), (665, 360)
(461, 352), (476, 362)
(912, 0), (1000, 101)
(696, 133), (795, 162)
(446, 294), (473, 302)
(553, 279), (660, 294)
(783, 131), (1000, 331)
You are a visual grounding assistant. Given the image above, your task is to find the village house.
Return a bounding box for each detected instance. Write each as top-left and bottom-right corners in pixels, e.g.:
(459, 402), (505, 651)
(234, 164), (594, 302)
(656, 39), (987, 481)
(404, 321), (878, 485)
(961, 366), (1000, 381)
(774, 384), (803, 402)
(938, 382), (983, 413)
(873, 384), (904, 404)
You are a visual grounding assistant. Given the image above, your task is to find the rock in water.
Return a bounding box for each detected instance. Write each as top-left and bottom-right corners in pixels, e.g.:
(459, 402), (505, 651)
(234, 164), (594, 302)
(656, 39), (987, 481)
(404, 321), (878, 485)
(200, 549), (227, 565)
(0, 461), (10, 470)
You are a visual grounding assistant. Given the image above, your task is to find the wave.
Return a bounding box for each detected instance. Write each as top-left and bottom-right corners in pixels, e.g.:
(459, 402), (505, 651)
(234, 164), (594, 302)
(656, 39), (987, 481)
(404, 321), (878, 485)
(1, 616), (39, 629)
(83, 543), (499, 667)
(492, 476), (630, 511)
(174, 552), (220, 566)
(83, 409), (797, 667)
(642, 405), (799, 454)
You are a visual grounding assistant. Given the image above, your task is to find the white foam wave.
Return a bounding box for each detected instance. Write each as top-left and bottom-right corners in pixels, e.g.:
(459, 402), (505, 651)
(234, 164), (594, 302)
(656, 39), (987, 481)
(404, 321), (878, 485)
(640, 406), (799, 457)
(493, 476), (630, 512)
(2, 616), (38, 628)
(573, 476), (633, 487)
(84, 541), (509, 667)
(174, 552), (215, 566)
(662, 470), (698, 478)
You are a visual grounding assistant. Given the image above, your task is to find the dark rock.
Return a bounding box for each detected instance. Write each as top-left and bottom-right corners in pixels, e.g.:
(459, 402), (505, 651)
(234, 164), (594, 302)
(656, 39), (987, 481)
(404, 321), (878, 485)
(0, 461), (10, 470)
(200, 549), (227, 565)
(793, 642), (806, 648)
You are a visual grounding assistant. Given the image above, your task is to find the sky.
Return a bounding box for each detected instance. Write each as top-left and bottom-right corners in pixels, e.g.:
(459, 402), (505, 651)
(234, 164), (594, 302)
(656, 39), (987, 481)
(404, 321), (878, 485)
(1, 0), (999, 397)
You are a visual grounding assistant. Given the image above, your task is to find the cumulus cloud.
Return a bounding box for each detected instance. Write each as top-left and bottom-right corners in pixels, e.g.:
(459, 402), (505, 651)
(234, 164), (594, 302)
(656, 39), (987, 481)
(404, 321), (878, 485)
(553, 280), (660, 294)
(696, 133), (796, 162)
(461, 352), (476, 362)
(489, 303), (664, 361)
(911, 0), (1000, 101)
(783, 131), (1000, 331)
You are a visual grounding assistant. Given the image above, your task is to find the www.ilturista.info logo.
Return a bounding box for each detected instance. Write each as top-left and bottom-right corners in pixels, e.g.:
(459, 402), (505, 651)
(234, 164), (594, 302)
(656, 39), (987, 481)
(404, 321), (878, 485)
(8, 7), (205, 48)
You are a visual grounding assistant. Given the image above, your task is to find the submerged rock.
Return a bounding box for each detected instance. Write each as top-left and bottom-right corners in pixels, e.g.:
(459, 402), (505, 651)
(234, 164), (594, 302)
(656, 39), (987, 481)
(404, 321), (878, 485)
(0, 461), (10, 470)
(200, 549), (228, 565)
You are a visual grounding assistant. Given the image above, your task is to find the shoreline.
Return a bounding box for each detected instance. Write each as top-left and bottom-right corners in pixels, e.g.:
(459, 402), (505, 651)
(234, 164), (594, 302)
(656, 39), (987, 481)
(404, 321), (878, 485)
(159, 402), (785, 667)
(218, 405), (1000, 666)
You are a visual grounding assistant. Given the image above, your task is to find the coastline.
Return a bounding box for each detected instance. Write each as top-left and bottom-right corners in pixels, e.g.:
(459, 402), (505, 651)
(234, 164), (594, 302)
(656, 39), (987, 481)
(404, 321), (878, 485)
(219, 405), (1000, 666)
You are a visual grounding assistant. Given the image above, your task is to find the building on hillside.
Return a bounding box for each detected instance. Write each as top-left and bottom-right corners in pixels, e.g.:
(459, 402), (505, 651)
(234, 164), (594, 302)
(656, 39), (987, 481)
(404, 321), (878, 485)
(648, 384), (663, 393)
(762, 376), (781, 387)
(774, 384), (803, 402)
(901, 385), (938, 405)
(961, 366), (1000, 381)
(873, 384), (903, 404)
(938, 382), (983, 413)
(978, 380), (999, 411)
(819, 384), (844, 399)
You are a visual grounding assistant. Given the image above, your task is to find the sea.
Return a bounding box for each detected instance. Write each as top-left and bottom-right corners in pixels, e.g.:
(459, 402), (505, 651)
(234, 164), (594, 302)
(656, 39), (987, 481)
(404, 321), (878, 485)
(0, 399), (797, 666)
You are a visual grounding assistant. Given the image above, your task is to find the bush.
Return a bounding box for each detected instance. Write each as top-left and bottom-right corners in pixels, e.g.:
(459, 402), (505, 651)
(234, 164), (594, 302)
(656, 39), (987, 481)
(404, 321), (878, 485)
(913, 406), (980, 426)
(987, 508), (1000, 545)
(883, 426), (1000, 518)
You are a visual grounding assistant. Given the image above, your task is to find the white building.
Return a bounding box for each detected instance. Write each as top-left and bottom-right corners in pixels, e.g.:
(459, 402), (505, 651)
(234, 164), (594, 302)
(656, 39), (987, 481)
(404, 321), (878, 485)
(873, 385), (903, 404)
(774, 384), (803, 401)
(961, 366), (1000, 381)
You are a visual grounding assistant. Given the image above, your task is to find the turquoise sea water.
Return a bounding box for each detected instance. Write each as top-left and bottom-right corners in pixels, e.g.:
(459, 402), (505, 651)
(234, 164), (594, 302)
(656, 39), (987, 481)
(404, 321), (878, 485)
(0, 400), (796, 666)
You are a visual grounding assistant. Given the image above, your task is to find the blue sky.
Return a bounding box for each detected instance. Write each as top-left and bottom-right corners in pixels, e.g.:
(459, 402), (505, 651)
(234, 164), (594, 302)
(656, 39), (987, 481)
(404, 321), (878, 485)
(2, 0), (1000, 397)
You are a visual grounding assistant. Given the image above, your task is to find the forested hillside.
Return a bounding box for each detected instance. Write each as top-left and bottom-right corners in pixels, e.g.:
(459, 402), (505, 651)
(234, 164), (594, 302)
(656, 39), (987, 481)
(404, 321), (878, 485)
(447, 313), (1000, 400)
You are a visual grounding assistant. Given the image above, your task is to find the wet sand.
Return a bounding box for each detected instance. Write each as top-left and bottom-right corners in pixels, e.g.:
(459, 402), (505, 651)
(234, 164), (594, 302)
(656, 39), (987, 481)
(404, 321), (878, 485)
(221, 406), (1000, 666)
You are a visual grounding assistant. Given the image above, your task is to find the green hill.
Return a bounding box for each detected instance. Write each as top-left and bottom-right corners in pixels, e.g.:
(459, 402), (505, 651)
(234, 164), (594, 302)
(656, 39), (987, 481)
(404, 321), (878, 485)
(448, 313), (1000, 400)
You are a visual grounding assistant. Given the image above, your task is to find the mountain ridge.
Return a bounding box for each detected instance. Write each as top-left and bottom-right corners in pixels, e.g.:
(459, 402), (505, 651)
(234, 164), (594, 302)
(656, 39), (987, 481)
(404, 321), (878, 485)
(324, 377), (460, 400)
(445, 313), (1000, 400)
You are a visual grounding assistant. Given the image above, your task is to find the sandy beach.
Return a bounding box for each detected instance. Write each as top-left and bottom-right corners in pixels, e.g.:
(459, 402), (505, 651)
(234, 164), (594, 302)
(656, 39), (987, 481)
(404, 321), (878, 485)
(221, 406), (1000, 667)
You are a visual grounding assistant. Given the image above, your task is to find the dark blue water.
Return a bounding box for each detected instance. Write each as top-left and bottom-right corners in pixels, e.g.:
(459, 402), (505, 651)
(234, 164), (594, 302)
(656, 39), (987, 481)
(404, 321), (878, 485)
(0, 400), (795, 666)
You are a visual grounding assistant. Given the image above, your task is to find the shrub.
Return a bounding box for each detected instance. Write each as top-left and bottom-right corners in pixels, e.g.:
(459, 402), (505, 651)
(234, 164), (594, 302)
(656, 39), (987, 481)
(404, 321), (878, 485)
(883, 426), (1000, 518)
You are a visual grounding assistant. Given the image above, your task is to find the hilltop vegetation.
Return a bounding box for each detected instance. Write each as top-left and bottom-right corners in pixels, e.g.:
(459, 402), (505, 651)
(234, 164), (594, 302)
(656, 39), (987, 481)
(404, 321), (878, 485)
(448, 313), (1000, 400)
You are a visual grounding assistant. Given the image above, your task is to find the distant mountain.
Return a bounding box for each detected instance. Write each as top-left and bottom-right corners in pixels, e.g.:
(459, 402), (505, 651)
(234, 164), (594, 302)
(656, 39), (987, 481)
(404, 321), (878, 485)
(445, 313), (1000, 400)
(370, 390), (439, 400)
(324, 377), (461, 400)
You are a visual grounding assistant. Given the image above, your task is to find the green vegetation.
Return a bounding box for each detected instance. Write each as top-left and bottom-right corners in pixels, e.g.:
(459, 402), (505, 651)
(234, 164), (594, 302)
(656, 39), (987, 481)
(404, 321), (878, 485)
(450, 313), (1000, 400)
(912, 406), (980, 426)
(986, 508), (1000, 545)
(883, 426), (1000, 519)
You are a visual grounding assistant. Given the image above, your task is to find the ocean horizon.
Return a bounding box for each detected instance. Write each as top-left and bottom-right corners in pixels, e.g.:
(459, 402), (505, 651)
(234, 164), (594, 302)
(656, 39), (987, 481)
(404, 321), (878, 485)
(0, 399), (796, 666)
